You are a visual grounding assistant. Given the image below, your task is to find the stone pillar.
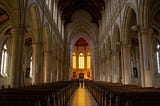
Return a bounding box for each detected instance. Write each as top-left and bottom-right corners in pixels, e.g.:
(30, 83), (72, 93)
(106, 57), (112, 82)
(58, 58), (62, 81)
(114, 53), (120, 83)
(122, 44), (131, 84)
(52, 55), (57, 82)
(101, 58), (104, 81)
(32, 43), (41, 84)
(91, 47), (96, 80)
(112, 52), (117, 83)
(140, 28), (153, 87)
(66, 44), (70, 80)
(56, 59), (59, 81)
(94, 46), (100, 80)
(9, 0), (25, 88)
(44, 51), (52, 83)
(99, 59), (103, 81)
(10, 28), (25, 87)
(104, 59), (107, 81)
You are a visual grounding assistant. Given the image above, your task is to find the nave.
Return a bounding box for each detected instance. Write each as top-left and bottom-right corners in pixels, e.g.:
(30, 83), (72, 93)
(67, 86), (98, 106)
(1, 80), (160, 106)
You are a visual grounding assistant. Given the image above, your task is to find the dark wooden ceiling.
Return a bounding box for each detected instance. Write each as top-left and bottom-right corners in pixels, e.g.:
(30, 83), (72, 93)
(58, 0), (105, 25)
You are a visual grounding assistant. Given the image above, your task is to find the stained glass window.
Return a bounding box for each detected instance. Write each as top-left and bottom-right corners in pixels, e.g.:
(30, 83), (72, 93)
(87, 53), (90, 69)
(79, 53), (84, 69)
(72, 53), (76, 69)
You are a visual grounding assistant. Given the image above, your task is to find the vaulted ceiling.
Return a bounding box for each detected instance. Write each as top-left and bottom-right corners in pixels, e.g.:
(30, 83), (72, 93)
(0, 8), (9, 25)
(155, 10), (160, 25)
(75, 37), (89, 47)
(58, 0), (105, 25)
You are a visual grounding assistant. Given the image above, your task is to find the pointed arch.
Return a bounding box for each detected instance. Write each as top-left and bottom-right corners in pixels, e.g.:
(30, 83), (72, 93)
(0, 1), (12, 16)
(26, 4), (41, 43)
(139, 0), (149, 28)
(113, 24), (121, 52)
(122, 4), (138, 44)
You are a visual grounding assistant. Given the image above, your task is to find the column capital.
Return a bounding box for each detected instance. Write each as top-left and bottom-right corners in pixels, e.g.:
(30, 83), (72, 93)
(139, 28), (153, 35)
(122, 43), (131, 49)
(11, 27), (25, 34)
(32, 43), (41, 46)
(44, 50), (52, 54)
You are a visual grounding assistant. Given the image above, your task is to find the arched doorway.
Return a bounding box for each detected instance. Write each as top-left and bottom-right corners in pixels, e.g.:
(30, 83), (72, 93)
(71, 37), (92, 80)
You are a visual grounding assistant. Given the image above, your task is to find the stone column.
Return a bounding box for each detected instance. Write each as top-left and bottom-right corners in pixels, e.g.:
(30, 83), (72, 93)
(104, 58), (107, 81)
(112, 52), (117, 83)
(56, 59), (59, 81)
(103, 57), (106, 81)
(91, 47), (96, 80)
(58, 57), (62, 81)
(140, 28), (153, 87)
(32, 43), (41, 84)
(63, 43), (70, 80)
(10, 28), (25, 87)
(99, 59), (103, 81)
(114, 53), (120, 83)
(101, 58), (104, 81)
(122, 44), (131, 84)
(52, 55), (57, 82)
(44, 51), (52, 83)
(106, 57), (112, 82)
(9, 0), (25, 88)
(94, 46), (100, 80)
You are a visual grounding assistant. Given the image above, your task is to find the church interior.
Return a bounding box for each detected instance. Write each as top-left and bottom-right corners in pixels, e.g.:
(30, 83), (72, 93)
(0, 0), (160, 105)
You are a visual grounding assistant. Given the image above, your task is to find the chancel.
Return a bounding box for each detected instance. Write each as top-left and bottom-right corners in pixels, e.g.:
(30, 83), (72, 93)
(0, 0), (160, 106)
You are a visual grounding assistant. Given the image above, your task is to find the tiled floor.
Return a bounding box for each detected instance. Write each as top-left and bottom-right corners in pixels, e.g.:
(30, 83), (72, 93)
(67, 86), (98, 106)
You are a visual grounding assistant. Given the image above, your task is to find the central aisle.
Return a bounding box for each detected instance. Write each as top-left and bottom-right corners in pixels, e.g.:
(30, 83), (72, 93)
(67, 86), (98, 106)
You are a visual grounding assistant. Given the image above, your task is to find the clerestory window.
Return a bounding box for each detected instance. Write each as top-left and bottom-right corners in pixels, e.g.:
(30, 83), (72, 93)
(0, 44), (8, 77)
(156, 44), (160, 73)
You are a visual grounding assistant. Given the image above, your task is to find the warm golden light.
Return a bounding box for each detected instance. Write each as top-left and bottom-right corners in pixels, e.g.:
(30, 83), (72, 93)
(72, 53), (76, 69)
(79, 53), (84, 69)
(87, 55), (90, 69)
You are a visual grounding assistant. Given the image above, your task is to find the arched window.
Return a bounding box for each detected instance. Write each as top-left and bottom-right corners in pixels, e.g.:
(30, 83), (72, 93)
(72, 53), (76, 69)
(156, 44), (160, 73)
(1, 44), (8, 77)
(29, 56), (33, 77)
(87, 53), (90, 69)
(79, 53), (84, 69)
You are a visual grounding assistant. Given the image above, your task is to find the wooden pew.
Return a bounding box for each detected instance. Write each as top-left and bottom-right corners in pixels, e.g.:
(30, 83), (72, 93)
(0, 81), (78, 106)
(85, 81), (160, 106)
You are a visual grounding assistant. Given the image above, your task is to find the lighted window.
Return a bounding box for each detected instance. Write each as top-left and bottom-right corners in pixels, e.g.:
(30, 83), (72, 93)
(29, 56), (33, 77)
(87, 53), (90, 69)
(72, 53), (76, 69)
(156, 44), (160, 73)
(79, 53), (84, 69)
(0, 44), (8, 77)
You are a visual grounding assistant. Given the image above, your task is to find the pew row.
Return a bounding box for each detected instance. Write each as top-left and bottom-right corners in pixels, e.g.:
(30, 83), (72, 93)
(85, 81), (160, 106)
(0, 81), (78, 106)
